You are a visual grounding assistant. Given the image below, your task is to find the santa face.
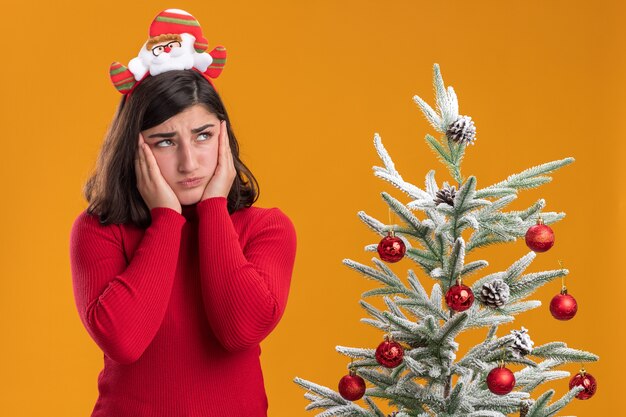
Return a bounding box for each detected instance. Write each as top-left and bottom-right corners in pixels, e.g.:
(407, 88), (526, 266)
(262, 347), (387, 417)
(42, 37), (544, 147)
(140, 104), (221, 206)
(138, 33), (197, 76)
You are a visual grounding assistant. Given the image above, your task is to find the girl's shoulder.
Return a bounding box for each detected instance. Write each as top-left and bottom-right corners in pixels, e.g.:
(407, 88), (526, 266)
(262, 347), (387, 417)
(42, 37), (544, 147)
(231, 204), (296, 252)
(71, 208), (123, 236)
(69, 209), (127, 256)
(232, 204), (296, 235)
(233, 203), (291, 221)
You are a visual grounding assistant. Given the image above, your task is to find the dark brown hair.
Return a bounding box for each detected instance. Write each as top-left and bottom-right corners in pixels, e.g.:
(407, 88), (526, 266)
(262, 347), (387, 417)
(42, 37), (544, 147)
(83, 70), (259, 228)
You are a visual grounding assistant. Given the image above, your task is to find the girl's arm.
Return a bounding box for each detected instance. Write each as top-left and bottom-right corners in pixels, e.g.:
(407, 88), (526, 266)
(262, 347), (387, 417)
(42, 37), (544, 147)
(69, 207), (186, 364)
(197, 197), (297, 352)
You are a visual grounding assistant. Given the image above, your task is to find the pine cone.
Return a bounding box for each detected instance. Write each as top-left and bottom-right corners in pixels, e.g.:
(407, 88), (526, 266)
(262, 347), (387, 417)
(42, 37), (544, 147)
(434, 185), (456, 206)
(446, 115), (477, 145)
(520, 399), (534, 417)
(509, 327), (534, 357)
(480, 279), (510, 308)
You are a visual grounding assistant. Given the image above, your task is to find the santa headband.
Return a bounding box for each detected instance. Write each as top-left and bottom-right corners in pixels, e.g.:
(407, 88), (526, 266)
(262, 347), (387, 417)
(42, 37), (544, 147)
(109, 8), (227, 98)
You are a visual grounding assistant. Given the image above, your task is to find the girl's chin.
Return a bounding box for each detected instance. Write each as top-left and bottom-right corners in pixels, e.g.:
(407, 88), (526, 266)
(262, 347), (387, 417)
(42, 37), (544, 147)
(176, 190), (203, 206)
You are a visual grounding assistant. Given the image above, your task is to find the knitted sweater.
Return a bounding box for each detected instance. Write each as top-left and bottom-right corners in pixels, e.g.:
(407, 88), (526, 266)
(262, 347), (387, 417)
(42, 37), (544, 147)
(69, 197), (297, 417)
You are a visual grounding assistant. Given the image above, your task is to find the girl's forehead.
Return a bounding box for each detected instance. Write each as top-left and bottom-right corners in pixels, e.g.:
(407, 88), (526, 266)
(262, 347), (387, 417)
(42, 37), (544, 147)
(146, 106), (218, 133)
(167, 106), (218, 123)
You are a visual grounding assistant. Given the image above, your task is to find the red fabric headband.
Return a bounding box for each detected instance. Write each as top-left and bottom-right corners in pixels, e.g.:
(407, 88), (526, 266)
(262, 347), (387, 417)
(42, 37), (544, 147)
(124, 68), (217, 101)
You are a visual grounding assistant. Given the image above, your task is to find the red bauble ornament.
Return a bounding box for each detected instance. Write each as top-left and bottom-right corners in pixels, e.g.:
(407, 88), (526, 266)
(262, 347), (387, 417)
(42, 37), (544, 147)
(487, 366), (516, 395)
(569, 370), (597, 400)
(375, 336), (405, 368)
(338, 369), (366, 401)
(445, 281), (475, 312)
(525, 218), (555, 253)
(377, 231), (406, 263)
(550, 289), (578, 320)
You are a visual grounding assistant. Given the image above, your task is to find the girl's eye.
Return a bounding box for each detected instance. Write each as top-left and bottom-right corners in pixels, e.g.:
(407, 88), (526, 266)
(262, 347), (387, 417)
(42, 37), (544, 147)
(156, 139), (173, 147)
(198, 132), (214, 141)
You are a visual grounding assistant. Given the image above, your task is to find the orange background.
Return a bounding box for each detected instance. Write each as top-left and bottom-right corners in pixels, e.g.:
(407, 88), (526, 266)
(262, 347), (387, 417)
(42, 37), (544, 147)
(0, 1), (623, 416)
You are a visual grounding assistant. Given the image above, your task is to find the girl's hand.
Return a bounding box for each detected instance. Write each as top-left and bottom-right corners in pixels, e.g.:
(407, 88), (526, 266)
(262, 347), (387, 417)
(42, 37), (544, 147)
(134, 133), (182, 214)
(201, 120), (236, 201)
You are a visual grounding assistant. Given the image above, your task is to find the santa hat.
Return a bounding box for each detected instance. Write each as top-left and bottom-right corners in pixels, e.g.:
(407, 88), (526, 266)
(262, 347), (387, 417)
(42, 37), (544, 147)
(149, 9), (208, 53)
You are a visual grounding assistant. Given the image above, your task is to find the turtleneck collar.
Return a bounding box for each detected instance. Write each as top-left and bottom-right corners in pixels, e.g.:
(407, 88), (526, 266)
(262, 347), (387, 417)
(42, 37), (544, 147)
(181, 202), (199, 221)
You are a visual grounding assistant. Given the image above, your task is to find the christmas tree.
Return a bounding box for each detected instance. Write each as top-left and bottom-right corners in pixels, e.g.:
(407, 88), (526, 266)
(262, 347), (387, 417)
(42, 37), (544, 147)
(293, 64), (598, 417)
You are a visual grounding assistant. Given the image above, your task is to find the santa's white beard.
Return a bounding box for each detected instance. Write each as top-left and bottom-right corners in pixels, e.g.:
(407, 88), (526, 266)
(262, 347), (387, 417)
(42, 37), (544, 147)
(148, 49), (195, 76)
(128, 34), (212, 80)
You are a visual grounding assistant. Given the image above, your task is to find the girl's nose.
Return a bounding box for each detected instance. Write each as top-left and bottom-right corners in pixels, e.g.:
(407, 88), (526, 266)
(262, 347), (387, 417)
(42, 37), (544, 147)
(179, 145), (199, 172)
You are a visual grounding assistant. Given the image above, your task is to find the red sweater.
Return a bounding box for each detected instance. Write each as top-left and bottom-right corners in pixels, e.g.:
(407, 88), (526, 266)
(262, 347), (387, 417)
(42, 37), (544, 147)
(69, 197), (297, 417)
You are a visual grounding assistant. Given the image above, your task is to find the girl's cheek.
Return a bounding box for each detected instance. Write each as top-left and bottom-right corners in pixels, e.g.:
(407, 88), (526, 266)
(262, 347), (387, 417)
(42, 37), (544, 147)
(203, 144), (220, 161)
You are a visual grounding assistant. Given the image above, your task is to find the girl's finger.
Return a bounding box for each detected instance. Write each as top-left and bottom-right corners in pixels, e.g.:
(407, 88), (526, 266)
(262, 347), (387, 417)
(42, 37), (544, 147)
(221, 120), (227, 153)
(137, 134), (151, 182)
(142, 138), (161, 181)
(222, 121), (234, 169)
(222, 120), (232, 164)
(215, 120), (226, 169)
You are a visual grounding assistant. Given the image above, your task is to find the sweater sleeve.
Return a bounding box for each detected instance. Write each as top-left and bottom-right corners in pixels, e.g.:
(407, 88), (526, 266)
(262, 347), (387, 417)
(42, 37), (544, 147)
(196, 197), (297, 352)
(69, 207), (186, 364)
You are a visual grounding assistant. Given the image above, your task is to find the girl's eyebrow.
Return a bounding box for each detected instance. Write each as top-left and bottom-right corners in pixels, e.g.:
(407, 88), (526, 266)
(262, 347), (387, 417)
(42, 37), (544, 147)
(147, 123), (215, 139)
(147, 131), (176, 139)
(191, 123), (214, 133)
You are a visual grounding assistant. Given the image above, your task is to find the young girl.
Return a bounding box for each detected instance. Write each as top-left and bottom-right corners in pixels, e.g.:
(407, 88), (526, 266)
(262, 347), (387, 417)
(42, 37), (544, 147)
(69, 9), (297, 417)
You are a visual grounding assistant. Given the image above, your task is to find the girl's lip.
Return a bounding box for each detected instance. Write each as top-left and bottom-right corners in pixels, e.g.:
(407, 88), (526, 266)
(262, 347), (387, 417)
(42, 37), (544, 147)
(179, 177), (204, 186)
